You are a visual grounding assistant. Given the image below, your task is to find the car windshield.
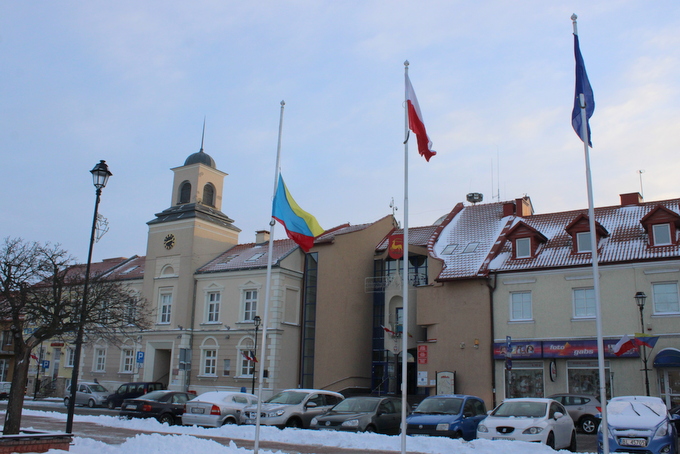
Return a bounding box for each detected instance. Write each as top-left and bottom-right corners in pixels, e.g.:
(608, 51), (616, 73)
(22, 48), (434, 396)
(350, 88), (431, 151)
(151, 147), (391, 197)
(414, 398), (463, 415)
(266, 391), (306, 405)
(493, 401), (547, 418)
(89, 384), (108, 393)
(331, 398), (379, 413)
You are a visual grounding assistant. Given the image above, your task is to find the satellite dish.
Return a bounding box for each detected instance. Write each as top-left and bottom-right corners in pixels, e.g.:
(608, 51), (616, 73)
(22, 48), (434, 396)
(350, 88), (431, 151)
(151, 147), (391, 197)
(466, 193), (483, 204)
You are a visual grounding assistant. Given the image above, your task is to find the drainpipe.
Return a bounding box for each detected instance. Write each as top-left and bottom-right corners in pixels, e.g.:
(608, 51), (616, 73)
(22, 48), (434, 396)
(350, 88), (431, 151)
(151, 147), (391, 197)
(486, 273), (498, 408)
(186, 279), (197, 392)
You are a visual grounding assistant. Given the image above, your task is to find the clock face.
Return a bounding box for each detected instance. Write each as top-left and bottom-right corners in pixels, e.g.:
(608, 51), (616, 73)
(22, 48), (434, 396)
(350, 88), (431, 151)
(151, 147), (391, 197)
(163, 234), (176, 250)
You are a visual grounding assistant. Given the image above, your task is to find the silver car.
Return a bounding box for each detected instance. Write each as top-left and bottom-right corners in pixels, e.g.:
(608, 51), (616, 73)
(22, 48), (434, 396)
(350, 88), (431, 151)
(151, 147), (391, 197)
(182, 391), (257, 427)
(64, 382), (111, 408)
(548, 393), (601, 434)
(241, 389), (344, 429)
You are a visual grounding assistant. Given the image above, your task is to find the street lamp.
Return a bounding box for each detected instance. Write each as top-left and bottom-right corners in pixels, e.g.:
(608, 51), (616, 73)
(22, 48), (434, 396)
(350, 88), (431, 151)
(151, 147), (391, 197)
(251, 315), (261, 394)
(66, 160), (112, 433)
(634, 291), (650, 396)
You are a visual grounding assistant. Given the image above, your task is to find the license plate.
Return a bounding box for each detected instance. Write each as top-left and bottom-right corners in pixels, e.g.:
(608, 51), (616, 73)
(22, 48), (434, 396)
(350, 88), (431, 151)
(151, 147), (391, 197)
(493, 436), (514, 441)
(620, 438), (646, 447)
(125, 404), (137, 410)
(245, 419), (255, 424)
(191, 408), (205, 414)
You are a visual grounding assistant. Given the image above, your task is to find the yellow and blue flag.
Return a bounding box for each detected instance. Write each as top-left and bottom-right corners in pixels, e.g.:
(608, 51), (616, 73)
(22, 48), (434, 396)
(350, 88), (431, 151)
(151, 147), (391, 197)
(272, 174), (324, 252)
(572, 33), (595, 147)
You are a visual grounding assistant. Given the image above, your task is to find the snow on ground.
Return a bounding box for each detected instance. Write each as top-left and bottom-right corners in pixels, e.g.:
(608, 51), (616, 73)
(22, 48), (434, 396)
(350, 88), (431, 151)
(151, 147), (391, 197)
(16, 406), (592, 454)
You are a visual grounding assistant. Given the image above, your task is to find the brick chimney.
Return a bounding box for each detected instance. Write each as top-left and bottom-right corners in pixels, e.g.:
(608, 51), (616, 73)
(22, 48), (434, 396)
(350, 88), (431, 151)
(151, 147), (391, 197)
(620, 192), (643, 206)
(255, 230), (270, 243)
(515, 197), (534, 217)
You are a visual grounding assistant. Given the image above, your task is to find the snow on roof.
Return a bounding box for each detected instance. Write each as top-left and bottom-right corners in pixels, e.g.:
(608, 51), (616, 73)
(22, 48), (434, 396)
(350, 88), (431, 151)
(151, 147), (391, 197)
(197, 239), (299, 273)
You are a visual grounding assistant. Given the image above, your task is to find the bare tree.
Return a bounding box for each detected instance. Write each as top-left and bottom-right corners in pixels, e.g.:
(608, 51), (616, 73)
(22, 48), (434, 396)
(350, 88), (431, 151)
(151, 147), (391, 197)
(0, 238), (151, 434)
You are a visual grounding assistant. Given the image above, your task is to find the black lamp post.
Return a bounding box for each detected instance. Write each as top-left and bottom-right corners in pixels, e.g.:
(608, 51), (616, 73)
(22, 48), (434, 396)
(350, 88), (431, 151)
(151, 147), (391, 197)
(634, 291), (650, 396)
(251, 315), (261, 394)
(66, 160), (112, 434)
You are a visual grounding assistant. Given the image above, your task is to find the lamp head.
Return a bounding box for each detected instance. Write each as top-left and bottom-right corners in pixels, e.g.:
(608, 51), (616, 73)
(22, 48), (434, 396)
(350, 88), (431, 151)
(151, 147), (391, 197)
(635, 291), (647, 309)
(253, 315), (262, 328)
(91, 160), (112, 189)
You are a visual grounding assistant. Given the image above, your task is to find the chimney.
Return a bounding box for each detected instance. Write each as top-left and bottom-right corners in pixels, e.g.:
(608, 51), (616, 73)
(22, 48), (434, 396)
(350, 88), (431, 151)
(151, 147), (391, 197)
(620, 192), (643, 206)
(503, 202), (516, 217)
(255, 230), (270, 243)
(515, 197), (534, 217)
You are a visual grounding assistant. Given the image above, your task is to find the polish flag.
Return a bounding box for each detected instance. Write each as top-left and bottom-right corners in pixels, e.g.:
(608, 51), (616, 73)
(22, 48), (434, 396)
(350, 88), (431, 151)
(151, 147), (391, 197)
(406, 74), (437, 162)
(613, 334), (636, 356)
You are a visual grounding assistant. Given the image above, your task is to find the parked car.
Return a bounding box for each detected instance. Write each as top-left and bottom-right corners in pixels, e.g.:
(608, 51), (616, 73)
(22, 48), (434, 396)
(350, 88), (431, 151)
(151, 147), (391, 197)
(406, 394), (487, 440)
(119, 390), (195, 425)
(548, 393), (601, 434)
(0, 382), (11, 400)
(182, 391), (258, 427)
(477, 398), (577, 451)
(63, 382), (111, 408)
(107, 382), (165, 409)
(310, 396), (403, 434)
(241, 389), (344, 429)
(599, 396), (678, 454)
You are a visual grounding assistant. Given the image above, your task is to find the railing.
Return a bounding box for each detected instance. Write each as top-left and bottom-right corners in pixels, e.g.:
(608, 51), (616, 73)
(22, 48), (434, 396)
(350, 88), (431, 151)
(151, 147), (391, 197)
(365, 272), (427, 292)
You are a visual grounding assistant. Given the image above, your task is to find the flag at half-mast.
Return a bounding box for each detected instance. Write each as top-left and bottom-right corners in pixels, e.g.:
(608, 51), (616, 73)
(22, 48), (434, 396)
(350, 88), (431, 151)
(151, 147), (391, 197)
(272, 174), (324, 252)
(572, 33), (595, 146)
(406, 73), (437, 161)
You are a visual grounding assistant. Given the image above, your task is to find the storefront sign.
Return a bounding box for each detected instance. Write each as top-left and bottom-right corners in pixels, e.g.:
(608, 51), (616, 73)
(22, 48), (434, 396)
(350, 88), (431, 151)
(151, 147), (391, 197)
(417, 344), (428, 364)
(494, 339), (639, 359)
(493, 341), (542, 359)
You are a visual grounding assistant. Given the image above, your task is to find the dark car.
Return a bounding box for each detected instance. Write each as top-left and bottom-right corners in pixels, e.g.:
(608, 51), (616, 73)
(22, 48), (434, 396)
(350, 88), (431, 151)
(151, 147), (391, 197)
(406, 394), (487, 440)
(310, 396), (404, 434)
(107, 382), (165, 409)
(119, 390), (195, 425)
(548, 393), (601, 434)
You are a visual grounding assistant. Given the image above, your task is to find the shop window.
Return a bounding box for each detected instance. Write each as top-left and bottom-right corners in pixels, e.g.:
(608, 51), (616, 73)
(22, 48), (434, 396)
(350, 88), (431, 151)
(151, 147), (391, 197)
(567, 360), (611, 399)
(505, 361), (544, 398)
(653, 282), (680, 314)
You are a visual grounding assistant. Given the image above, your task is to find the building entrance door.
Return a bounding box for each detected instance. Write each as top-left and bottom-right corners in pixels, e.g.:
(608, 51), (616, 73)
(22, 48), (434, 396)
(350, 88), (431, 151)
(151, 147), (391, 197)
(659, 368), (680, 408)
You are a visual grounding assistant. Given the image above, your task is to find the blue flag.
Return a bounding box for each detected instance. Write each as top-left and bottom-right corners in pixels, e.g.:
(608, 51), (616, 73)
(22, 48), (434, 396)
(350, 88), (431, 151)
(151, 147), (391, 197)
(572, 34), (595, 147)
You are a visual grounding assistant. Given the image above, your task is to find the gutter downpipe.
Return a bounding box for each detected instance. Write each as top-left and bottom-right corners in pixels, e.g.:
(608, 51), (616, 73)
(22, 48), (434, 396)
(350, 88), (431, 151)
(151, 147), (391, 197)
(486, 272), (498, 408)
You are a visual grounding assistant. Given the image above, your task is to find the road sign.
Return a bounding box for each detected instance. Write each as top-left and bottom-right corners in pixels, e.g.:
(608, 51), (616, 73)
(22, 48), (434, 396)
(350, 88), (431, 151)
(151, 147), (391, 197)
(136, 351), (144, 364)
(41, 360), (49, 369)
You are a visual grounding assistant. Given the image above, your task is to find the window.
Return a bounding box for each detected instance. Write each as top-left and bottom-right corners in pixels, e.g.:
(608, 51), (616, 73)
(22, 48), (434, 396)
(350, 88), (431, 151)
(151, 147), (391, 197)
(505, 361), (543, 398)
(179, 181), (191, 204)
(206, 291), (221, 323)
(245, 253), (266, 262)
(653, 223), (672, 246)
(203, 184), (215, 207)
(159, 291), (172, 324)
(653, 282), (680, 314)
(243, 290), (258, 321)
(223, 359), (231, 376)
(576, 232), (591, 252)
(125, 298), (137, 325)
(573, 288), (596, 318)
(66, 348), (75, 367)
(510, 291), (532, 321)
(94, 348), (106, 372)
(121, 348), (134, 373)
(462, 242), (479, 253)
(441, 244), (458, 255)
(240, 350), (256, 376)
(515, 238), (531, 258)
(202, 349), (217, 376)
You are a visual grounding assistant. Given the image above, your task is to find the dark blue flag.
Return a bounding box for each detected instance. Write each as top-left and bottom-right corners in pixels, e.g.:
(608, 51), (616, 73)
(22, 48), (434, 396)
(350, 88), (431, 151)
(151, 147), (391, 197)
(572, 34), (595, 147)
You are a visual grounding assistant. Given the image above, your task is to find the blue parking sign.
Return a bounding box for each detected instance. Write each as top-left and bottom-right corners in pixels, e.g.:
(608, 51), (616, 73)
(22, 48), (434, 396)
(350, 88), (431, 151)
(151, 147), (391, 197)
(136, 351), (144, 364)
(42, 360), (49, 369)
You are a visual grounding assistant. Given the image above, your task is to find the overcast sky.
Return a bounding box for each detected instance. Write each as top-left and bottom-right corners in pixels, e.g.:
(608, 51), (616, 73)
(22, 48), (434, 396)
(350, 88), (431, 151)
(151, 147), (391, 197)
(2, 1), (679, 263)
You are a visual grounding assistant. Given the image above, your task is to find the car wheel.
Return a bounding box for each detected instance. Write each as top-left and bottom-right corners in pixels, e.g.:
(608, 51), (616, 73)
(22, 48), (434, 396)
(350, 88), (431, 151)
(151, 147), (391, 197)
(285, 418), (302, 428)
(364, 425), (376, 433)
(222, 417), (236, 425)
(88, 398), (96, 408)
(452, 431), (463, 439)
(580, 415), (598, 434)
(568, 431), (577, 452)
(64, 397), (69, 408)
(158, 414), (175, 425)
(546, 432), (555, 449)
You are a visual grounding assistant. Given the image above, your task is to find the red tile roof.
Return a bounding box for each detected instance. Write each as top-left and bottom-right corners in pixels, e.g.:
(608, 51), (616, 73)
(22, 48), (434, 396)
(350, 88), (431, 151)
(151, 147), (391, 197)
(197, 239), (299, 273)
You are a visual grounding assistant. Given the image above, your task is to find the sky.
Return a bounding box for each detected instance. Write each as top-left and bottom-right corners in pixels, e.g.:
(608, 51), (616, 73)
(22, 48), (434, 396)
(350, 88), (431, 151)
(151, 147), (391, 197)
(23, 405), (584, 454)
(2, 1), (679, 263)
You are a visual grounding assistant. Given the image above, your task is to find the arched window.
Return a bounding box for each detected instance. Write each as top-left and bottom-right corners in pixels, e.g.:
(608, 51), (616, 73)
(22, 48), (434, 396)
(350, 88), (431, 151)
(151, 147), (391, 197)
(203, 183), (215, 207)
(179, 181), (191, 204)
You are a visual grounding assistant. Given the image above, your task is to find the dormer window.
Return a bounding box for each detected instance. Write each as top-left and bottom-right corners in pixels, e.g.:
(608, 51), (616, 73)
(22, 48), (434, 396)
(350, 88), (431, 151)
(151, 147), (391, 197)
(515, 238), (531, 258)
(576, 232), (592, 253)
(506, 221), (547, 260)
(640, 205), (680, 247)
(653, 223), (672, 246)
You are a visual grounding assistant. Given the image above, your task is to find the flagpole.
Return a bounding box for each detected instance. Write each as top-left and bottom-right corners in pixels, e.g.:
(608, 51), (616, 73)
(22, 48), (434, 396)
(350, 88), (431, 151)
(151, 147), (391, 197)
(253, 100), (285, 454)
(573, 14), (609, 454)
(400, 60), (410, 454)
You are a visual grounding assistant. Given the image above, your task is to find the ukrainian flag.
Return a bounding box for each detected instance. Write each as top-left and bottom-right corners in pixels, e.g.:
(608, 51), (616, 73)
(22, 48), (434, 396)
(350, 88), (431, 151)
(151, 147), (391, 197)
(272, 174), (324, 252)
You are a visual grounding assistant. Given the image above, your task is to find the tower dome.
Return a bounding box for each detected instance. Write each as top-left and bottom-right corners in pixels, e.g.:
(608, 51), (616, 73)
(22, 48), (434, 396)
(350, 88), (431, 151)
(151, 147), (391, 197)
(184, 149), (216, 168)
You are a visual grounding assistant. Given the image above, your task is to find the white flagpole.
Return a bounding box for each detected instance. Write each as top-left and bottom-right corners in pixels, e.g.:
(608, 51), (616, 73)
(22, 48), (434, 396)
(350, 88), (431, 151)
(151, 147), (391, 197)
(573, 14), (609, 454)
(253, 100), (285, 454)
(400, 60), (410, 454)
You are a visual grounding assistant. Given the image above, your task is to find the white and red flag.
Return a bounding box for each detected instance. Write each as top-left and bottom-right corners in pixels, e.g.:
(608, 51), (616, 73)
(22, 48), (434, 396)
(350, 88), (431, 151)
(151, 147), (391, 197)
(406, 73), (437, 162)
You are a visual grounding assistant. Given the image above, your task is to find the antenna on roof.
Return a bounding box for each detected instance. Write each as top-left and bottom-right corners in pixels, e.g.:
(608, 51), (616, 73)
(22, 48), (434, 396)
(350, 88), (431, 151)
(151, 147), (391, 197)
(199, 116), (206, 152)
(638, 170), (645, 198)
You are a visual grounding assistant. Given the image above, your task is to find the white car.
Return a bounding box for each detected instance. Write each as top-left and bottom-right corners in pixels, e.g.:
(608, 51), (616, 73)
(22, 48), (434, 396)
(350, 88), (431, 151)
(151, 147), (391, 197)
(241, 389), (344, 429)
(477, 398), (577, 451)
(182, 391), (257, 427)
